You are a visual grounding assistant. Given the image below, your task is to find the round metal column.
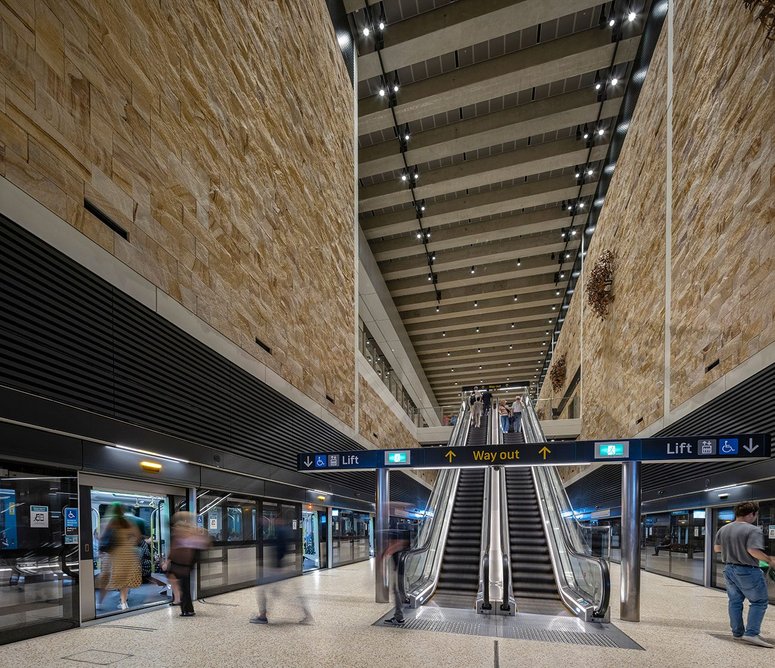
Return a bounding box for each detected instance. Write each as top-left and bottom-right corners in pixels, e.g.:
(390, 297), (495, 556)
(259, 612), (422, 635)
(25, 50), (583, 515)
(620, 461), (641, 621)
(375, 468), (390, 603)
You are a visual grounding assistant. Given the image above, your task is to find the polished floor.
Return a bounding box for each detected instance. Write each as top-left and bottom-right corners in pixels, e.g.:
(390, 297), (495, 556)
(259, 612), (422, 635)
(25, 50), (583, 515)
(2, 560), (773, 667)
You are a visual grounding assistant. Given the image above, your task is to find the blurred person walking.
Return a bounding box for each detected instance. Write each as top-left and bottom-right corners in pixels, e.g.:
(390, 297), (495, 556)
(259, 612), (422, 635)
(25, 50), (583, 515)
(251, 518), (311, 625)
(383, 528), (411, 627)
(482, 387), (492, 415)
(714, 501), (775, 647)
(166, 512), (211, 617)
(103, 504), (141, 610)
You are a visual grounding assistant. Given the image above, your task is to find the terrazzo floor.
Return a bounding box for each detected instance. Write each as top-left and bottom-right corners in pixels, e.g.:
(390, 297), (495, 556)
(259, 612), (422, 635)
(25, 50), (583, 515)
(2, 561), (772, 668)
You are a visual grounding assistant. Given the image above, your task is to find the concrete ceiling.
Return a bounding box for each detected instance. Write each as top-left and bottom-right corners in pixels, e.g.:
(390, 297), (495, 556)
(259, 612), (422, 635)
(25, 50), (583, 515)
(348, 0), (650, 406)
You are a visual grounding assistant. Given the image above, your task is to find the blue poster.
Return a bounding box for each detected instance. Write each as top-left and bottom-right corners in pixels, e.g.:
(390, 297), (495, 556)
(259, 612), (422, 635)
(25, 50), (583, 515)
(0, 489), (18, 549)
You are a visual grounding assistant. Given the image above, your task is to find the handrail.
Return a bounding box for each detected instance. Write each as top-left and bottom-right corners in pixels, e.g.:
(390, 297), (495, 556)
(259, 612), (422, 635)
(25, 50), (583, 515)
(490, 401), (514, 613)
(498, 466), (514, 612)
(478, 462), (492, 611)
(522, 397), (610, 620)
(397, 401), (469, 605)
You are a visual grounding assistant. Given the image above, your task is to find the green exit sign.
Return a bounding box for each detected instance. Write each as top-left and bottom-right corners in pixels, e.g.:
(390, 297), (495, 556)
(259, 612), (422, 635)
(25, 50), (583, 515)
(594, 442), (630, 459)
(385, 451), (410, 465)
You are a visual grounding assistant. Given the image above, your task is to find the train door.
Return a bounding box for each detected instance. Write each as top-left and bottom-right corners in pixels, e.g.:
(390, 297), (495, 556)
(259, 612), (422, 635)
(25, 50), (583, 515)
(78, 475), (187, 621)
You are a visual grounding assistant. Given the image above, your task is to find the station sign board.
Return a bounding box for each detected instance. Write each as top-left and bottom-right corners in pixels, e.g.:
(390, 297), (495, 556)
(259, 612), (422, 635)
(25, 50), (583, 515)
(297, 434), (771, 472)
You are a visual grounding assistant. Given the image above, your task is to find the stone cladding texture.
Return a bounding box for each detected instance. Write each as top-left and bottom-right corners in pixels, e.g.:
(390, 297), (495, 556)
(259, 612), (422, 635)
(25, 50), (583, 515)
(356, 375), (436, 486)
(669, 0), (775, 408)
(358, 374), (420, 451)
(547, 0), (774, 481)
(0, 1), (357, 425)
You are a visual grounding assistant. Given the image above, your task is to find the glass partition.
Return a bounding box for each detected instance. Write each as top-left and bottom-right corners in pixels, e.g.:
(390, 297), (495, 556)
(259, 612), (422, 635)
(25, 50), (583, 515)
(0, 462), (79, 645)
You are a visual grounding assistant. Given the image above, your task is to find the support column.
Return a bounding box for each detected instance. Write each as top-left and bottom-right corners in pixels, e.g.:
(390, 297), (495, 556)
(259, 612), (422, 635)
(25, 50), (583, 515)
(375, 468), (390, 603)
(620, 461), (641, 622)
(703, 506), (713, 588)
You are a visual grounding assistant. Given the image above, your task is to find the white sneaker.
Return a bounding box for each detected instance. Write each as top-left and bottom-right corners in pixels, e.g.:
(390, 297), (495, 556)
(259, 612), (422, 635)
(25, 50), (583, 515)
(741, 635), (774, 648)
(118, 602), (128, 610)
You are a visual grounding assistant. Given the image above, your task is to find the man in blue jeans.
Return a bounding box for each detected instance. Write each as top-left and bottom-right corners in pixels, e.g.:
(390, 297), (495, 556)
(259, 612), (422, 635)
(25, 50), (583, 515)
(714, 501), (774, 647)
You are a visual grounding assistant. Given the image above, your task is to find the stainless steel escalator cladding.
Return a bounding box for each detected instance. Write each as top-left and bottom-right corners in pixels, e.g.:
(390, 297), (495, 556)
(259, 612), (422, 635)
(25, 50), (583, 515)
(398, 401), (489, 609)
(520, 397), (612, 621)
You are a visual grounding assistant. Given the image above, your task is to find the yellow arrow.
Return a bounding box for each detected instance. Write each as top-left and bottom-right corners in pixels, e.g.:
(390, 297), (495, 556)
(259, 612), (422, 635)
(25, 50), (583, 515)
(445, 450), (456, 463)
(539, 446), (551, 460)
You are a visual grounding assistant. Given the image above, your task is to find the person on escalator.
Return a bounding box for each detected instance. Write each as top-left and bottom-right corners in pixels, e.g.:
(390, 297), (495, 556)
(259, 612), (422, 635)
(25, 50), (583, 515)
(498, 400), (510, 434)
(383, 529), (410, 627)
(472, 391), (483, 428)
(468, 386), (479, 408)
(482, 388), (492, 414)
(510, 396), (523, 434)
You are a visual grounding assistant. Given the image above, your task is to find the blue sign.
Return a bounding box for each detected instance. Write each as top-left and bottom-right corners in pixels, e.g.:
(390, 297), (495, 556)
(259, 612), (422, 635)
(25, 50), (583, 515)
(64, 507), (78, 528)
(0, 489), (18, 549)
(719, 438), (738, 455)
(63, 506), (78, 545)
(297, 433), (770, 472)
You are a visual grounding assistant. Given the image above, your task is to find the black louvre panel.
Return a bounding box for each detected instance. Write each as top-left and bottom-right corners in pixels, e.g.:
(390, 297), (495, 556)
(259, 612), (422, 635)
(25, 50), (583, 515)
(0, 214), (430, 507)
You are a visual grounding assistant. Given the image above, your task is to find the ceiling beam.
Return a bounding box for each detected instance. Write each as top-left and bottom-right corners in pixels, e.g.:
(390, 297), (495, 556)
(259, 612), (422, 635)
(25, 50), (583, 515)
(358, 29), (640, 135)
(359, 91), (622, 178)
(401, 288), (558, 325)
(362, 175), (597, 239)
(379, 230), (582, 280)
(372, 206), (574, 262)
(412, 319), (552, 346)
(392, 266), (575, 309)
(351, 0), (603, 81)
(386, 253), (577, 297)
(359, 139), (608, 212)
(405, 304), (558, 336)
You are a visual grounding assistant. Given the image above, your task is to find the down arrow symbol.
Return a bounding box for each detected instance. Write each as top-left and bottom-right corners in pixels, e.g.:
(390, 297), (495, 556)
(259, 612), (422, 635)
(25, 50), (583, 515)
(303, 456), (313, 467)
(743, 439), (759, 454)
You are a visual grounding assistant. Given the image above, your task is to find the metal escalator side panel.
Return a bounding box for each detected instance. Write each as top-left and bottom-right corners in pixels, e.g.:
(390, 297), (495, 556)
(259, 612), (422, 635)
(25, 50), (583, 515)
(402, 402), (469, 607)
(521, 398), (611, 621)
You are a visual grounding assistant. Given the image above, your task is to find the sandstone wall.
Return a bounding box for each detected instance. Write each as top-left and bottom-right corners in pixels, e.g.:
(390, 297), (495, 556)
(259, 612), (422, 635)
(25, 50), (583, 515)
(546, 0), (773, 477)
(358, 375), (436, 486)
(0, 0), (356, 424)
(669, 0), (775, 408)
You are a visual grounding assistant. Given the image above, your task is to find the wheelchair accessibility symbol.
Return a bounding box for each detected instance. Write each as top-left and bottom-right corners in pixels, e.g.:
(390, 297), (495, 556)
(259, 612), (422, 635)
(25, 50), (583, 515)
(315, 455), (327, 468)
(719, 439), (738, 455)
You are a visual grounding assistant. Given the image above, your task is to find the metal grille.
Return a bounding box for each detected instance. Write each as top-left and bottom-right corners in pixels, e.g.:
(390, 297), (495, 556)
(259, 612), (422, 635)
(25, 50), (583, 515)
(375, 610), (642, 649)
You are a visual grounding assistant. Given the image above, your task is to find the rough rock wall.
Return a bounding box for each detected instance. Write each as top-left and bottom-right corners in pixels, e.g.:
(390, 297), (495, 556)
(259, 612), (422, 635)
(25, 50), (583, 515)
(0, 0), (356, 424)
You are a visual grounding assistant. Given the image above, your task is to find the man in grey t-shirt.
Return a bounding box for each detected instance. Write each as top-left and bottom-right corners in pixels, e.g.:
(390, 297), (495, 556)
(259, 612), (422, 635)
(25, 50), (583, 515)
(714, 501), (774, 647)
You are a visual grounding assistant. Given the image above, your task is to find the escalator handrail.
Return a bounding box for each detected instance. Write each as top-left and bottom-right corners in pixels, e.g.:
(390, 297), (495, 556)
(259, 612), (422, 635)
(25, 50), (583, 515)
(498, 466), (513, 611)
(522, 397), (611, 618)
(490, 402), (514, 612)
(479, 463), (491, 610)
(397, 401), (469, 603)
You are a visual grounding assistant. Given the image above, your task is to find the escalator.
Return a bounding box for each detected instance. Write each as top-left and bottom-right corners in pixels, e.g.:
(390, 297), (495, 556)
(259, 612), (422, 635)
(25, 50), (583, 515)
(504, 467), (566, 615)
(432, 468), (485, 607)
